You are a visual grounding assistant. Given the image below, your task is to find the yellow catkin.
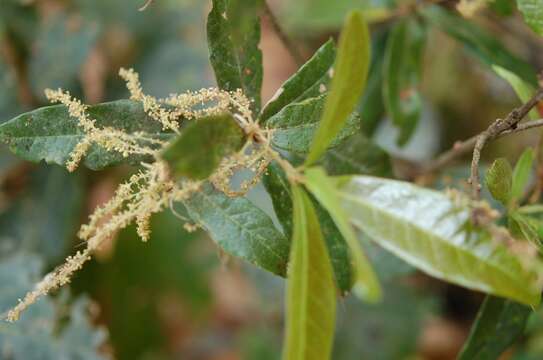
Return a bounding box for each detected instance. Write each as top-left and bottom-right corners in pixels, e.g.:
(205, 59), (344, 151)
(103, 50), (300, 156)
(6, 68), (294, 322)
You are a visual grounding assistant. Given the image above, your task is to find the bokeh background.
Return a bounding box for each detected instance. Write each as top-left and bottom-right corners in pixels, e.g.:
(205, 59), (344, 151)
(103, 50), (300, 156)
(1, 0), (543, 359)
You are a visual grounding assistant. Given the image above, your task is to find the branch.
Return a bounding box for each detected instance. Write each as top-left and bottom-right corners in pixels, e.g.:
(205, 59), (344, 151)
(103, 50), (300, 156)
(468, 88), (543, 199)
(263, 2), (304, 66)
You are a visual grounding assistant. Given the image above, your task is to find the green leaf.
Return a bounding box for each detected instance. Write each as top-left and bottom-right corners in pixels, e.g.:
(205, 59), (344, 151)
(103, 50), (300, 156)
(304, 167), (381, 302)
(336, 176), (542, 306)
(161, 113), (245, 180)
(0, 254), (106, 359)
(266, 95), (359, 154)
(283, 185), (336, 360)
(207, 0), (263, 113)
(517, 0), (543, 35)
(509, 212), (543, 251)
(458, 296), (531, 360)
(485, 158), (513, 206)
(305, 11), (371, 165)
(262, 162), (353, 292)
(358, 31), (388, 136)
(0, 100), (168, 170)
(319, 132), (393, 177)
(421, 6), (538, 86)
(493, 65), (539, 120)
(512, 148), (535, 201)
(182, 183), (290, 276)
(260, 39), (335, 123)
(383, 20), (425, 146)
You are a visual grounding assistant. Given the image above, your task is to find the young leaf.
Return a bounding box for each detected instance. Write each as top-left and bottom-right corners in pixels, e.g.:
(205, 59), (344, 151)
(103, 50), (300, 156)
(161, 113), (245, 180)
(336, 176), (542, 306)
(183, 183), (290, 276)
(304, 167), (382, 302)
(383, 20), (425, 146)
(305, 11), (371, 165)
(509, 212), (543, 251)
(485, 158), (513, 206)
(262, 162), (353, 292)
(260, 39), (336, 123)
(517, 0), (543, 36)
(511, 147), (534, 201)
(207, 0), (263, 113)
(266, 95), (359, 154)
(0, 100), (168, 170)
(492, 65), (539, 120)
(421, 6), (538, 86)
(458, 296), (531, 360)
(283, 185), (336, 360)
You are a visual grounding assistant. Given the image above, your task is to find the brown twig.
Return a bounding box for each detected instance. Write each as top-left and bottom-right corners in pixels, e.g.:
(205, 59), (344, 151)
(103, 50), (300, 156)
(468, 88), (543, 199)
(262, 1), (304, 67)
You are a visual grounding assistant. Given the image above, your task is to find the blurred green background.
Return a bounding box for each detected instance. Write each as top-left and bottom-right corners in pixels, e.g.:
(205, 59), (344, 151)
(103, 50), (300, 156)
(2, 0), (543, 359)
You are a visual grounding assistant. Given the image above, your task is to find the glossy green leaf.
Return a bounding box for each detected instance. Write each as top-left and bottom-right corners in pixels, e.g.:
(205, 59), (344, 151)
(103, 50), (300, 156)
(517, 0), (543, 35)
(0, 100), (169, 170)
(319, 132), (393, 177)
(304, 167), (381, 302)
(422, 6), (538, 86)
(183, 183), (290, 276)
(207, 0), (263, 113)
(383, 20), (425, 146)
(283, 185), (336, 360)
(262, 162), (352, 291)
(305, 11), (371, 165)
(493, 65), (539, 120)
(458, 296), (531, 360)
(161, 113), (245, 180)
(260, 39), (335, 123)
(485, 158), (513, 206)
(266, 95), (359, 154)
(512, 148), (535, 201)
(336, 176), (542, 306)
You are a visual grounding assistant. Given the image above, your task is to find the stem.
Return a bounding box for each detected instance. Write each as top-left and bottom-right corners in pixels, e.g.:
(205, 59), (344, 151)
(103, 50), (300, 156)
(263, 2), (304, 67)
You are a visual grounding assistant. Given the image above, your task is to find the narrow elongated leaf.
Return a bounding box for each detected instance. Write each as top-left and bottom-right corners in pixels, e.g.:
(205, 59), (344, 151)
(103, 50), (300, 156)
(422, 6), (538, 86)
(485, 158), (513, 206)
(283, 185), (336, 360)
(183, 183), (290, 276)
(207, 0), (263, 113)
(319, 132), (393, 177)
(383, 20), (425, 145)
(517, 0), (543, 35)
(336, 176), (541, 306)
(266, 95), (359, 154)
(304, 167), (381, 302)
(512, 147), (534, 201)
(0, 100), (168, 169)
(261, 40), (335, 123)
(161, 113), (245, 180)
(493, 65), (539, 120)
(305, 11), (371, 165)
(458, 296), (531, 360)
(262, 162), (352, 291)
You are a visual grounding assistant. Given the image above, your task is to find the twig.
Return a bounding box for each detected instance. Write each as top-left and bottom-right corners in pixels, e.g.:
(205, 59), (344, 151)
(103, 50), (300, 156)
(425, 118), (543, 173)
(468, 88), (543, 199)
(139, 0), (154, 11)
(262, 1), (304, 67)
